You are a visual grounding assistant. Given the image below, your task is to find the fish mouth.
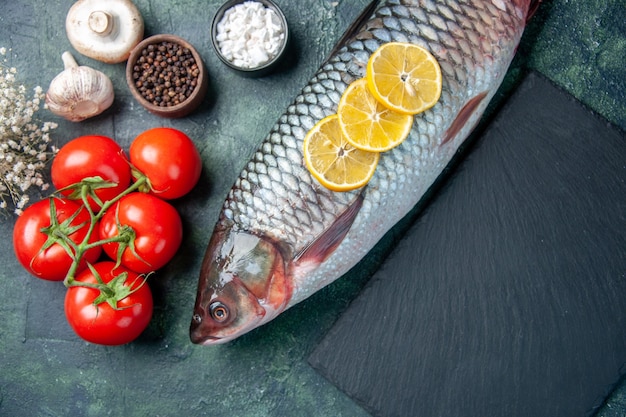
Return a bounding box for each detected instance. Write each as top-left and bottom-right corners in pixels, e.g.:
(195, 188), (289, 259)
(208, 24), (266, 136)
(190, 281), (267, 346)
(193, 334), (221, 345)
(189, 276), (267, 345)
(192, 333), (230, 346)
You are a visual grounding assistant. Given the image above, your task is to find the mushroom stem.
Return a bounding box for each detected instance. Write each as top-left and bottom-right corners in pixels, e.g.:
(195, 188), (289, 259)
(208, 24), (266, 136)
(88, 11), (113, 36)
(61, 51), (79, 70)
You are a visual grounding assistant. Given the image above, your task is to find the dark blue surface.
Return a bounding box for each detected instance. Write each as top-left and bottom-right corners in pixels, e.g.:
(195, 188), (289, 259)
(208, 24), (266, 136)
(0, 1), (624, 416)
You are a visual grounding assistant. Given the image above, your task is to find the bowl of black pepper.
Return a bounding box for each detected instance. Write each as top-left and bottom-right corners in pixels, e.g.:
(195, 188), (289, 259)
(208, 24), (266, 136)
(126, 34), (208, 118)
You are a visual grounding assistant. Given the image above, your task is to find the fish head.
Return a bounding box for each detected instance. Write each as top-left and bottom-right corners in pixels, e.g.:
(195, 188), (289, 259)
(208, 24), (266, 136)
(190, 228), (291, 345)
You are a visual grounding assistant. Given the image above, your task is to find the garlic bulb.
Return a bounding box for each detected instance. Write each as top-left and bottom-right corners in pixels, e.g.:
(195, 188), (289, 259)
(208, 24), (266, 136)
(45, 52), (114, 122)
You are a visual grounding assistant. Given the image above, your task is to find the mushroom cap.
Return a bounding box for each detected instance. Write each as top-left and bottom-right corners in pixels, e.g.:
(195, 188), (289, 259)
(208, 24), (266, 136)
(66, 0), (144, 64)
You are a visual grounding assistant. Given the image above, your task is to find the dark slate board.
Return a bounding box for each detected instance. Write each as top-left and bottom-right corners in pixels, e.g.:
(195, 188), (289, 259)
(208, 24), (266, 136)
(308, 72), (626, 417)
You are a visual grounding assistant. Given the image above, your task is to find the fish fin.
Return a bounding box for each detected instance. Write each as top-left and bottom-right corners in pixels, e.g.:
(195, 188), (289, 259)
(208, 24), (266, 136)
(441, 92), (488, 146)
(294, 193), (364, 265)
(325, 0), (381, 60)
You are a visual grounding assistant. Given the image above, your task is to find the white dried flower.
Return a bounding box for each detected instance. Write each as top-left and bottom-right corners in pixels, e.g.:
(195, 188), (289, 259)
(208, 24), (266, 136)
(0, 47), (57, 215)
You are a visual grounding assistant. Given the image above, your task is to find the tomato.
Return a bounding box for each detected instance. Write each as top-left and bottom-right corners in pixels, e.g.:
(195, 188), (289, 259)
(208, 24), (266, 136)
(52, 135), (131, 211)
(64, 261), (153, 345)
(99, 193), (183, 273)
(130, 127), (202, 200)
(12, 198), (102, 281)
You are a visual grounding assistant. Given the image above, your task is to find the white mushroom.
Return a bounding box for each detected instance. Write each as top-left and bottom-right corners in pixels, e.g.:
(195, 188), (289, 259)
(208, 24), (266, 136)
(66, 0), (144, 64)
(45, 51), (114, 122)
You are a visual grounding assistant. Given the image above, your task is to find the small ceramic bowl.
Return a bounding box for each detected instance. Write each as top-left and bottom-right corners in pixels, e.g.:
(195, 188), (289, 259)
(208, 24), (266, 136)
(126, 34), (208, 118)
(211, 0), (289, 77)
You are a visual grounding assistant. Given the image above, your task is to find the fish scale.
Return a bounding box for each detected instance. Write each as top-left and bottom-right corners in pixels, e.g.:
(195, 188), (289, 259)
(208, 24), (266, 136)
(191, 0), (535, 344)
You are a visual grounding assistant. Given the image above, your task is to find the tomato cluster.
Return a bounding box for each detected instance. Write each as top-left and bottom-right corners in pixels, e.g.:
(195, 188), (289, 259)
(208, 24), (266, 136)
(12, 127), (202, 345)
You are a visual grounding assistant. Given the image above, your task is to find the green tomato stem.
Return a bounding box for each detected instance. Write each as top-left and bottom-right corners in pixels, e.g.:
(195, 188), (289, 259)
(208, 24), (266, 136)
(62, 174), (148, 288)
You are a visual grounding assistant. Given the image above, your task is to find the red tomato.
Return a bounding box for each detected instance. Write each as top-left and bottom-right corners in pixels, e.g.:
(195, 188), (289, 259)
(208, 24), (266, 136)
(99, 193), (183, 273)
(52, 135), (131, 211)
(12, 198), (102, 281)
(64, 261), (153, 345)
(130, 127), (202, 200)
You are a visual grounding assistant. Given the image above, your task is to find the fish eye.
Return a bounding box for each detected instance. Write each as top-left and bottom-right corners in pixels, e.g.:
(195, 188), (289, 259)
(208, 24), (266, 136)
(209, 302), (229, 323)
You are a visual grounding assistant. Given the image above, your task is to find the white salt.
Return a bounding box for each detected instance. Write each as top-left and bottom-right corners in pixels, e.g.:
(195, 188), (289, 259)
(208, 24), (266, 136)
(216, 1), (285, 69)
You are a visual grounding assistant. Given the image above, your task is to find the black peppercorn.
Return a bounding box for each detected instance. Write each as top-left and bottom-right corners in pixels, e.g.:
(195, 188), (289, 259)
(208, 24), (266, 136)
(132, 41), (199, 107)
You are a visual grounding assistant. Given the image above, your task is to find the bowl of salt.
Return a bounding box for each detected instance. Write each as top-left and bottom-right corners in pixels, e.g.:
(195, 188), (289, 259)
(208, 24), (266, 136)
(211, 0), (289, 77)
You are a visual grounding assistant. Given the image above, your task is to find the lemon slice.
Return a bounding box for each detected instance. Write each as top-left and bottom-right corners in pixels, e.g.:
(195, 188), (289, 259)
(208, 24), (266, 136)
(338, 78), (414, 152)
(303, 114), (380, 192)
(366, 42), (442, 115)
